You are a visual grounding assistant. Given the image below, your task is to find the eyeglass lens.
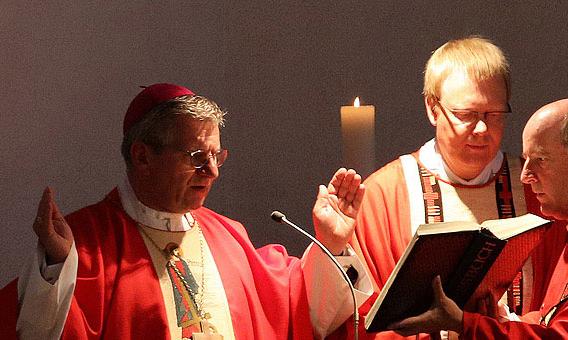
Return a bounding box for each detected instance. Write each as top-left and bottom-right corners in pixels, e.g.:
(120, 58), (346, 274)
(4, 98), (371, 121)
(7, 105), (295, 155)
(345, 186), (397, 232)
(191, 150), (227, 168)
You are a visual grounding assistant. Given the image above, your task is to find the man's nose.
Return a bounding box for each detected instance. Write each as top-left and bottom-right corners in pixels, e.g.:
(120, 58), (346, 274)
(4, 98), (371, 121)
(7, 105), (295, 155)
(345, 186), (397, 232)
(194, 157), (218, 179)
(472, 116), (488, 134)
(520, 160), (536, 184)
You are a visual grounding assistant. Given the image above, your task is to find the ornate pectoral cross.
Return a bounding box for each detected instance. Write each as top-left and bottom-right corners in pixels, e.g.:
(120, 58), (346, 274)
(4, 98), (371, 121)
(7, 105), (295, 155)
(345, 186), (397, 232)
(165, 246), (223, 339)
(192, 317), (223, 340)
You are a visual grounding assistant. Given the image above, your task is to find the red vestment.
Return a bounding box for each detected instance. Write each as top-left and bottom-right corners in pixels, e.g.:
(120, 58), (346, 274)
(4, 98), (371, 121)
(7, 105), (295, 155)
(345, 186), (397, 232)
(463, 234), (568, 339)
(1, 188), (314, 339)
(332, 153), (566, 340)
(0, 279), (18, 339)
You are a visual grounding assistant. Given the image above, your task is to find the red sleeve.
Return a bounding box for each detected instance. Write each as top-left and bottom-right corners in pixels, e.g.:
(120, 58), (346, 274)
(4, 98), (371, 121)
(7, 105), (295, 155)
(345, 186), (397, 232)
(194, 207), (314, 340)
(345, 159), (423, 340)
(350, 158), (413, 291)
(0, 278), (19, 340)
(62, 191), (170, 339)
(462, 304), (568, 339)
(524, 181), (568, 313)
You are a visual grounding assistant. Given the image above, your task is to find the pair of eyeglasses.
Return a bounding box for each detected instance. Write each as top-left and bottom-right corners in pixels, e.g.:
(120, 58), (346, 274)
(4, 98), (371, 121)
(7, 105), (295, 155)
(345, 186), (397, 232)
(434, 99), (512, 126)
(179, 149), (228, 169)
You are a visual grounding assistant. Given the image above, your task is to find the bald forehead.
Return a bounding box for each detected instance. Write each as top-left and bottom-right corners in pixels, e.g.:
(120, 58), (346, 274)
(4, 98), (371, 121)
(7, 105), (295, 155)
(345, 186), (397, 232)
(523, 101), (568, 151)
(526, 102), (568, 133)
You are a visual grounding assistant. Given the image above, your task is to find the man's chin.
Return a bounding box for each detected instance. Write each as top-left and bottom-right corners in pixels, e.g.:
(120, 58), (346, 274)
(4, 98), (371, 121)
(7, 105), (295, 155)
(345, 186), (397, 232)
(462, 154), (494, 170)
(457, 160), (491, 176)
(187, 197), (207, 211)
(539, 204), (562, 220)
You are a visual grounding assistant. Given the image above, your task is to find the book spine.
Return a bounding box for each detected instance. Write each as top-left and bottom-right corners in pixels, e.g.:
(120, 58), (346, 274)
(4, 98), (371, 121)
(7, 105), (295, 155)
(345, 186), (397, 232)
(444, 232), (506, 307)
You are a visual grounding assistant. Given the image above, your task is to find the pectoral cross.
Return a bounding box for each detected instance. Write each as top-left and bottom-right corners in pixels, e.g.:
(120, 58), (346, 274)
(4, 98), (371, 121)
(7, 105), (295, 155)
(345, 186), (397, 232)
(192, 318), (223, 340)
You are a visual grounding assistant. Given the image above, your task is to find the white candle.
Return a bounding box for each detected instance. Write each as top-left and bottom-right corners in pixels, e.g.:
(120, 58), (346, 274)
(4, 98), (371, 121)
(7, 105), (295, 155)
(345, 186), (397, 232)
(340, 97), (376, 177)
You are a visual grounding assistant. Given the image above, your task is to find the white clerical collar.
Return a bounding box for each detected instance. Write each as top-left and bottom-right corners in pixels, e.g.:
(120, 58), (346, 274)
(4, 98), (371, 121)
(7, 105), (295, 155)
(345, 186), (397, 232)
(117, 176), (195, 231)
(418, 138), (504, 186)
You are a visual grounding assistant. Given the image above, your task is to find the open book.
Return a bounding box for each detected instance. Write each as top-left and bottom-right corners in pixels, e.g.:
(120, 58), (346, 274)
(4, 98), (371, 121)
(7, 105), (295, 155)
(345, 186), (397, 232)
(365, 213), (551, 333)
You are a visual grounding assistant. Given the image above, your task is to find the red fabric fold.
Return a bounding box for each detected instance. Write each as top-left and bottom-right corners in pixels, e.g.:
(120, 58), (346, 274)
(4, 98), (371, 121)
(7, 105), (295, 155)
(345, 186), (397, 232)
(58, 188), (313, 339)
(0, 278), (19, 340)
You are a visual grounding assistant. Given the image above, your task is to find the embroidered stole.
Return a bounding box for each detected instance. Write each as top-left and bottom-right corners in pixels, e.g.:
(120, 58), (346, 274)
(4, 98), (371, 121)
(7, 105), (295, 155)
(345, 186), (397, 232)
(167, 256), (204, 337)
(410, 154), (525, 314)
(138, 225), (236, 340)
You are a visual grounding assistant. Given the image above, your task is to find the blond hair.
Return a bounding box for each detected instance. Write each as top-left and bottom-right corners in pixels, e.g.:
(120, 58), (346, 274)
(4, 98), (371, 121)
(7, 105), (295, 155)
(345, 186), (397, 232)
(423, 36), (510, 100)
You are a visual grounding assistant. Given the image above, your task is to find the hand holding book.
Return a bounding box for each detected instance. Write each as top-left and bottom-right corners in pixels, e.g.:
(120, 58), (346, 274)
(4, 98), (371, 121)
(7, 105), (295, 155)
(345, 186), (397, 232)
(387, 276), (463, 336)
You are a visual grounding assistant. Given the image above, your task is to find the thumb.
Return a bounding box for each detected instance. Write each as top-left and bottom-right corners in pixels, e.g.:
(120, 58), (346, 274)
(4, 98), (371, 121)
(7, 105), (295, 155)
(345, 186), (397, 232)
(317, 184), (328, 199)
(432, 275), (445, 302)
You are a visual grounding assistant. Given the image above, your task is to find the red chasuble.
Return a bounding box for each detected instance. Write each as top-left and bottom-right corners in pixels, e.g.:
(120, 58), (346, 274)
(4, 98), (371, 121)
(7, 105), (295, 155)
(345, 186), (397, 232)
(0, 279), (18, 339)
(2, 188), (314, 339)
(462, 236), (568, 339)
(334, 154), (567, 340)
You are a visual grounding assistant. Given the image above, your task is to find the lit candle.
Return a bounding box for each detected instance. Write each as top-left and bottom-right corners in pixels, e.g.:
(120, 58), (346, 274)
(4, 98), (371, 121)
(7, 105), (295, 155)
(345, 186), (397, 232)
(340, 97), (376, 177)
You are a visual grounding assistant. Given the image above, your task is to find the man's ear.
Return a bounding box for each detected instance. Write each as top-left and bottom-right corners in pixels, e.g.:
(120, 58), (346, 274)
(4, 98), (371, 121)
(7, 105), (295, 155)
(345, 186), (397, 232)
(425, 96), (438, 127)
(130, 141), (152, 172)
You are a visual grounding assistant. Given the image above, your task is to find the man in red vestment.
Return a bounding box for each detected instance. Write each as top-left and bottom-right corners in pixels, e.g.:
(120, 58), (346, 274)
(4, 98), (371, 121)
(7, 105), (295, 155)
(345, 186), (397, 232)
(340, 36), (567, 339)
(1, 83), (372, 339)
(387, 98), (568, 339)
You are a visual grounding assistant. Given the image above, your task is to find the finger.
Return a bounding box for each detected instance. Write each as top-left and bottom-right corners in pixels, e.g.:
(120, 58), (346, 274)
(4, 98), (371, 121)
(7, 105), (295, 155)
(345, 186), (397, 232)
(50, 192), (66, 221)
(487, 293), (499, 318)
(336, 169), (356, 198)
(52, 209), (73, 242)
(33, 187), (53, 237)
(36, 187), (51, 221)
(477, 296), (488, 315)
(351, 184), (365, 211)
(327, 168), (347, 195)
(343, 173), (362, 202)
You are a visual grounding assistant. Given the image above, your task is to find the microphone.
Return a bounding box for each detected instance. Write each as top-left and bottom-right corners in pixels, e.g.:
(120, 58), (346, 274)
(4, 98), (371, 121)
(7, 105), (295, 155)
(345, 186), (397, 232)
(270, 210), (359, 340)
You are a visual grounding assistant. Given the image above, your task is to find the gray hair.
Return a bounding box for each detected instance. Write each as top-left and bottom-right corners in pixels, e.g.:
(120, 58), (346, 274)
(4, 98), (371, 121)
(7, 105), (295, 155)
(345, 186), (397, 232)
(121, 94), (226, 169)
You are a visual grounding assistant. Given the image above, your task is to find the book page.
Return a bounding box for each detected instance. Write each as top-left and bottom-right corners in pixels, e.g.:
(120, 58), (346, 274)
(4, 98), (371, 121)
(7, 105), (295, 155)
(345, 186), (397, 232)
(416, 220), (480, 236)
(480, 214), (550, 240)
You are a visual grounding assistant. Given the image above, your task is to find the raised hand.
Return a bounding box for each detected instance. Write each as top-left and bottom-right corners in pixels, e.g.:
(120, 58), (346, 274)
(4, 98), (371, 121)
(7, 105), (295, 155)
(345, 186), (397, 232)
(312, 168), (365, 255)
(32, 187), (74, 265)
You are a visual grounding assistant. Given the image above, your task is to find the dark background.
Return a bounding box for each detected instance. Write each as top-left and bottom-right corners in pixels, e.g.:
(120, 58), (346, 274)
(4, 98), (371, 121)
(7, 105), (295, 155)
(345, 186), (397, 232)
(2, 1), (568, 286)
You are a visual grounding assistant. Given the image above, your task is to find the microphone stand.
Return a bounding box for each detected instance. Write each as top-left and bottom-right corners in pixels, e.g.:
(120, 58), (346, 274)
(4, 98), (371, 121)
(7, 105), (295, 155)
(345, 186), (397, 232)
(271, 211), (359, 340)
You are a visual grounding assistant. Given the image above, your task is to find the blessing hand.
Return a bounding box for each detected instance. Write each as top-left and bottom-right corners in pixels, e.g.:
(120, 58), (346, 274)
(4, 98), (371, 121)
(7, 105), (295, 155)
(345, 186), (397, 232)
(312, 168), (365, 255)
(32, 187), (74, 265)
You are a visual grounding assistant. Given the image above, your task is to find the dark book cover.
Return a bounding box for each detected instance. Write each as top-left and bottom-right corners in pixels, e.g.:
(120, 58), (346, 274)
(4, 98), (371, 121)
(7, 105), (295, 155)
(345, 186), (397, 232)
(364, 214), (550, 333)
(445, 231), (507, 307)
(365, 231), (478, 332)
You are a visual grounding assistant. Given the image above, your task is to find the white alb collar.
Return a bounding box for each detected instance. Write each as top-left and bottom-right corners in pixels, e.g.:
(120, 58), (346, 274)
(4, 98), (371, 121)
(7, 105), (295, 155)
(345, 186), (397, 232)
(117, 176), (195, 231)
(418, 138), (503, 186)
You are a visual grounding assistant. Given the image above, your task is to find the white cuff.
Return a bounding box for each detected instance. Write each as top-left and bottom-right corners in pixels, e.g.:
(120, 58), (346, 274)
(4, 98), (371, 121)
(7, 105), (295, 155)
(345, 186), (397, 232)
(17, 241), (78, 340)
(301, 243), (373, 339)
(497, 300), (521, 322)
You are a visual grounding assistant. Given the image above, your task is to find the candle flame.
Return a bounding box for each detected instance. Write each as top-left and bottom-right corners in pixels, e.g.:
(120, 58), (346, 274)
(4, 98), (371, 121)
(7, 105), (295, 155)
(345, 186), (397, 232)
(354, 97), (360, 107)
